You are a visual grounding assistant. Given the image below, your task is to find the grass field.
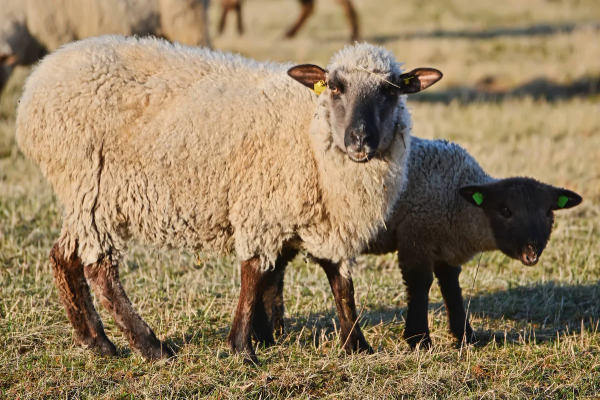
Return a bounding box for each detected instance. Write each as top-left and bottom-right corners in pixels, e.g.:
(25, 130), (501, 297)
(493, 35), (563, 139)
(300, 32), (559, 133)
(1, 0), (600, 398)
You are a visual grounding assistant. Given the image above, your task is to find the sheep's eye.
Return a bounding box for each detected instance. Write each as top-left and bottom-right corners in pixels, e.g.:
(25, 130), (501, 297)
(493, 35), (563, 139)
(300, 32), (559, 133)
(388, 87), (397, 96)
(329, 85), (340, 95)
(499, 206), (512, 218)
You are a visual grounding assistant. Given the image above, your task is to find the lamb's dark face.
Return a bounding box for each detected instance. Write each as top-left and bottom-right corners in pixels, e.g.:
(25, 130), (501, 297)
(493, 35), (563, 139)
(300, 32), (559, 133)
(287, 64), (442, 163)
(459, 178), (582, 266)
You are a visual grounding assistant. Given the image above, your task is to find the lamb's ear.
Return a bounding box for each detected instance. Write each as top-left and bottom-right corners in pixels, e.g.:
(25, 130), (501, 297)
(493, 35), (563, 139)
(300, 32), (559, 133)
(0, 53), (19, 67)
(551, 188), (582, 210)
(287, 64), (327, 90)
(398, 68), (442, 94)
(459, 185), (488, 207)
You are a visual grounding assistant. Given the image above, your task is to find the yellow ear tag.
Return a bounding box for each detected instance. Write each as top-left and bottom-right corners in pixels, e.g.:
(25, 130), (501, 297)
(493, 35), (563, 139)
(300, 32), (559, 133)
(403, 76), (413, 86)
(313, 80), (327, 95)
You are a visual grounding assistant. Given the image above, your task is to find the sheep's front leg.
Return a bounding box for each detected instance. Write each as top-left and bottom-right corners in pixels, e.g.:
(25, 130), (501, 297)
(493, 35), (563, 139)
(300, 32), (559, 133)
(433, 262), (475, 345)
(84, 258), (173, 361)
(228, 256), (267, 364)
(400, 261), (434, 349)
(317, 258), (373, 354)
(49, 242), (117, 356)
(252, 249), (297, 346)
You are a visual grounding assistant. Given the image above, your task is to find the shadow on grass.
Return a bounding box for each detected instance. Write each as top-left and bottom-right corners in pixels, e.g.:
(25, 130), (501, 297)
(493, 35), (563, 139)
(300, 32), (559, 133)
(366, 21), (600, 43)
(279, 280), (600, 348)
(410, 74), (600, 104)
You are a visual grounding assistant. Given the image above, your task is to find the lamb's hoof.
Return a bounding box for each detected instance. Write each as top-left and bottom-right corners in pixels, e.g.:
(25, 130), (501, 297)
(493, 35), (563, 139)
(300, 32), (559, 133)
(405, 332), (432, 350)
(460, 330), (477, 346)
(342, 334), (373, 355)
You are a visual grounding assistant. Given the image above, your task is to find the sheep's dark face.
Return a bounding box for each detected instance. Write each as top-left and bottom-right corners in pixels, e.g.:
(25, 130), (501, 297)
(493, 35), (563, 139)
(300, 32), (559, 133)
(459, 178), (582, 266)
(287, 64), (442, 163)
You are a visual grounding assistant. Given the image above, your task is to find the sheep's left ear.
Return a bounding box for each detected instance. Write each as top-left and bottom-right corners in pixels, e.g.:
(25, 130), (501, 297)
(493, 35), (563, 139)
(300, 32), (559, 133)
(287, 64), (327, 90)
(459, 185), (487, 207)
(551, 188), (582, 210)
(398, 68), (443, 94)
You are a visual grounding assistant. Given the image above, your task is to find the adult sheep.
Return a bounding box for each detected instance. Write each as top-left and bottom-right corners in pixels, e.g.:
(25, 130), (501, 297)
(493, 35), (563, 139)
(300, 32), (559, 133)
(260, 137), (582, 349)
(0, 0), (210, 92)
(16, 35), (442, 362)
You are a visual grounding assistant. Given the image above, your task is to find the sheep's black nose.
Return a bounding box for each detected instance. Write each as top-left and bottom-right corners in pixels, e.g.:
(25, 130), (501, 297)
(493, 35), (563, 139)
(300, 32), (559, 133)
(521, 244), (538, 266)
(349, 129), (369, 146)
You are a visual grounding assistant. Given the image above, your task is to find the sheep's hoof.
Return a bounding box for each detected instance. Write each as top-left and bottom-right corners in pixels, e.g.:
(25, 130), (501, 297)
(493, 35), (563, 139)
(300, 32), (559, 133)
(80, 335), (118, 357)
(227, 334), (259, 365)
(405, 332), (432, 350)
(138, 342), (175, 361)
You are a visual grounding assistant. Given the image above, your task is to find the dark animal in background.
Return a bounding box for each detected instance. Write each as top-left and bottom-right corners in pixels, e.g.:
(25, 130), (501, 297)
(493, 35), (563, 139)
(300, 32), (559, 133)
(259, 137), (582, 349)
(219, 0), (360, 41)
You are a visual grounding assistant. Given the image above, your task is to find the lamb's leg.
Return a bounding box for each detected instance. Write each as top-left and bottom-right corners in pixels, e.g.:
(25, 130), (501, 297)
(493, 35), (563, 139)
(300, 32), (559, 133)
(317, 258), (372, 354)
(284, 0), (315, 38)
(335, 0), (360, 42)
(252, 249), (297, 345)
(84, 257), (173, 361)
(227, 256), (267, 364)
(433, 262), (475, 344)
(400, 262), (434, 349)
(49, 242), (117, 356)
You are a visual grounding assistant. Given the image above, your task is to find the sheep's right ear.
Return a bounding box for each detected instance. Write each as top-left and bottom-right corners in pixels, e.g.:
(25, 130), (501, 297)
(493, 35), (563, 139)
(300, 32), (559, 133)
(0, 53), (19, 67)
(398, 68), (443, 94)
(459, 185), (487, 207)
(287, 64), (327, 90)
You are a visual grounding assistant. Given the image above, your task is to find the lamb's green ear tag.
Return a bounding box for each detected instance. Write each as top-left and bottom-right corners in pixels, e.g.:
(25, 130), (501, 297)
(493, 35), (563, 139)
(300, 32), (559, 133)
(313, 80), (327, 95)
(557, 195), (569, 208)
(472, 192), (484, 206)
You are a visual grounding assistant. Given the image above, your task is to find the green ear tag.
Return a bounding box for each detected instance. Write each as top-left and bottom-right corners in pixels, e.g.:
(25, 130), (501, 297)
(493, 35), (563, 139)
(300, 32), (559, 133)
(557, 195), (569, 208)
(472, 192), (484, 205)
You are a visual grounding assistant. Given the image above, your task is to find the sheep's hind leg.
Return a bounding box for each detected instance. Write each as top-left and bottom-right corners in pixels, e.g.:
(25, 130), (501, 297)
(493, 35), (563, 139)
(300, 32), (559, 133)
(49, 242), (117, 356)
(84, 256), (173, 361)
(317, 258), (373, 354)
(252, 249), (297, 346)
(228, 256), (267, 364)
(433, 262), (475, 345)
(400, 262), (434, 349)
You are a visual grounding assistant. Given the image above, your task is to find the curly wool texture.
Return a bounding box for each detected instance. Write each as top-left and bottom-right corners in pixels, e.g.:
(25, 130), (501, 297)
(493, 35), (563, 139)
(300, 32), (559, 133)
(17, 36), (412, 270)
(369, 137), (497, 266)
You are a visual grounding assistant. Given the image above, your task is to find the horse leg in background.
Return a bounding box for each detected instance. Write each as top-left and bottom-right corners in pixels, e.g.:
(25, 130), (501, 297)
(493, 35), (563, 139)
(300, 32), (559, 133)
(335, 0), (360, 41)
(285, 0), (315, 38)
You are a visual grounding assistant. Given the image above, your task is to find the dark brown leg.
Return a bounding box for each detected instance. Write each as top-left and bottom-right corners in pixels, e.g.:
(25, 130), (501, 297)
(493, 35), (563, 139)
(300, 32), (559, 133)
(49, 242), (117, 356)
(433, 262), (475, 344)
(84, 257), (173, 361)
(252, 249), (297, 346)
(218, 2), (232, 35)
(335, 0), (360, 42)
(227, 257), (267, 363)
(316, 258), (372, 354)
(285, 0), (315, 38)
(400, 262), (434, 349)
(235, 2), (244, 35)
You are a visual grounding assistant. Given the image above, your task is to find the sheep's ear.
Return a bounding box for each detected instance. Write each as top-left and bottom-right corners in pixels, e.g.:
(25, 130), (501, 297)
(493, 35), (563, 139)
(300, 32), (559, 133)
(0, 53), (19, 67)
(551, 188), (582, 210)
(459, 185), (487, 207)
(287, 64), (327, 90)
(398, 68), (442, 94)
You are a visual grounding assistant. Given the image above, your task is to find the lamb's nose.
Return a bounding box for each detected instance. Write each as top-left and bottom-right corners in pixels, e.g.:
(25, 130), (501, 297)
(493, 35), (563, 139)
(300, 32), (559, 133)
(522, 244), (538, 265)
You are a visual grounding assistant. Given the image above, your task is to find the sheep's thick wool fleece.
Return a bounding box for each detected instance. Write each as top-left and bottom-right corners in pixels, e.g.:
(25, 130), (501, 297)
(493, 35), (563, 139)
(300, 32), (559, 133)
(17, 36), (411, 269)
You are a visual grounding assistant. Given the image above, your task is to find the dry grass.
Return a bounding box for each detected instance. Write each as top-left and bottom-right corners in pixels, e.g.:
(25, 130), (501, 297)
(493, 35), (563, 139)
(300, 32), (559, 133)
(1, 0), (600, 398)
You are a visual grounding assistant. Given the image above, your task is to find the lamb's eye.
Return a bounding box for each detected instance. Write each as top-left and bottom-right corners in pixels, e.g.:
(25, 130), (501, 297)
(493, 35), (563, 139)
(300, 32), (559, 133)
(547, 209), (553, 218)
(388, 87), (397, 96)
(329, 85), (340, 95)
(500, 206), (512, 218)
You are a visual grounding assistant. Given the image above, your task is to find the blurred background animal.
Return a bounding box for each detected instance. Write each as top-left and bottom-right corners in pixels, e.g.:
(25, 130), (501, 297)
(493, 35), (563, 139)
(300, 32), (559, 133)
(218, 0), (360, 41)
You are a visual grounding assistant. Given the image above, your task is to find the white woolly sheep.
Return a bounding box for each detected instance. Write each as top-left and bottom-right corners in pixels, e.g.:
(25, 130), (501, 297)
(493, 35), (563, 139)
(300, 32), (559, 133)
(264, 136), (583, 349)
(16, 35), (442, 362)
(0, 0), (210, 92)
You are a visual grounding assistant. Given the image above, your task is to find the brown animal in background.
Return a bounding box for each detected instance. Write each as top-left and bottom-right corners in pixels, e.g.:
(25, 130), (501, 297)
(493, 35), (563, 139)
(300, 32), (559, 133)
(219, 0), (360, 41)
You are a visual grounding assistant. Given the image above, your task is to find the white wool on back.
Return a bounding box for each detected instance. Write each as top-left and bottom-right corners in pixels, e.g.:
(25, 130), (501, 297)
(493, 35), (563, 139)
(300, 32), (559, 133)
(17, 36), (412, 270)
